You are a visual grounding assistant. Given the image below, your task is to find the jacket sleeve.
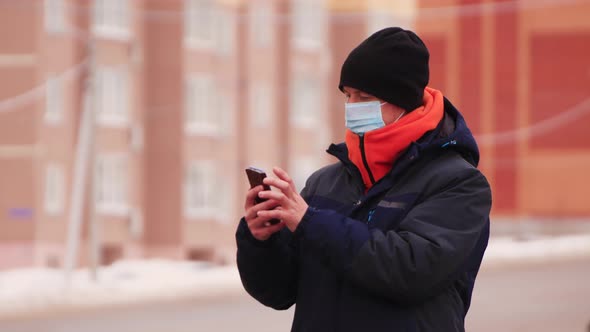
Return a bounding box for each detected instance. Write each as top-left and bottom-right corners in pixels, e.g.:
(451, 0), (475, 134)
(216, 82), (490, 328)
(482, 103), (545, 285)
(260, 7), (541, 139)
(236, 219), (298, 310)
(294, 167), (492, 304)
(235, 182), (317, 310)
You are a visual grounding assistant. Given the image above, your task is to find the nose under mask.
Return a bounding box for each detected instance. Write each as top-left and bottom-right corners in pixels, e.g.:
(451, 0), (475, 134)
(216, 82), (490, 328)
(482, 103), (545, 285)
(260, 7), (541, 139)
(345, 101), (386, 134)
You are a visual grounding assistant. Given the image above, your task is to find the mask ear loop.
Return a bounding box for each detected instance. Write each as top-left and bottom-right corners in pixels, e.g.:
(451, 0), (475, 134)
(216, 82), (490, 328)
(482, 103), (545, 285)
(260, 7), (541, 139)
(393, 111), (405, 123)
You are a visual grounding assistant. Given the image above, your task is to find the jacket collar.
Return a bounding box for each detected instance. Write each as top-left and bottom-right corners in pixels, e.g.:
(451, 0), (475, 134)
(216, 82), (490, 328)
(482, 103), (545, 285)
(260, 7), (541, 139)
(327, 96), (480, 197)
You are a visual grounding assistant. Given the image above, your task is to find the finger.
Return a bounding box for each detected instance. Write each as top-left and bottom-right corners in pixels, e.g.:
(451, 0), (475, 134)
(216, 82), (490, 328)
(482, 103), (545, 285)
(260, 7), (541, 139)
(263, 177), (293, 198)
(273, 167), (297, 192)
(252, 221), (286, 238)
(258, 190), (287, 204)
(257, 209), (287, 221)
(265, 220), (286, 232)
(244, 198), (280, 221)
(246, 211), (272, 229)
(244, 206), (260, 223)
(244, 185), (264, 210)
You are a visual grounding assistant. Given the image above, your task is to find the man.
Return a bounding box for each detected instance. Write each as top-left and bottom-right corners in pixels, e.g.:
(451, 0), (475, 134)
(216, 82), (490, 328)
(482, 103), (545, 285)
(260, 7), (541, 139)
(236, 27), (492, 332)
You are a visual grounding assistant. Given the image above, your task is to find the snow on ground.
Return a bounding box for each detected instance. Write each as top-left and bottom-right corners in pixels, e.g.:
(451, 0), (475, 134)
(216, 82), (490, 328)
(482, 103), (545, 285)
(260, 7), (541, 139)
(0, 259), (242, 319)
(484, 234), (590, 265)
(1, 234), (590, 319)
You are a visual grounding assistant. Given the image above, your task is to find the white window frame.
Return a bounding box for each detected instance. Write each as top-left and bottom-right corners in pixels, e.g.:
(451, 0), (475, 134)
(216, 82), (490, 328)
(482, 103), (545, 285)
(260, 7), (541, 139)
(95, 66), (130, 128)
(290, 75), (320, 128)
(44, 163), (65, 216)
(184, 73), (221, 136)
(95, 154), (129, 216)
(249, 81), (273, 127)
(292, 0), (326, 51)
(184, 160), (217, 219)
(44, 74), (63, 125)
(93, 0), (131, 40)
(44, 0), (66, 34)
(184, 0), (216, 50)
(249, 1), (273, 48)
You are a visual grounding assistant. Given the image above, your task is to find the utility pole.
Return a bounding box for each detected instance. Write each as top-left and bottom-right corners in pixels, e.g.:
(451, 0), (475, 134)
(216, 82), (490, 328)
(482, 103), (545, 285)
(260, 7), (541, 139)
(87, 37), (100, 280)
(63, 19), (98, 284)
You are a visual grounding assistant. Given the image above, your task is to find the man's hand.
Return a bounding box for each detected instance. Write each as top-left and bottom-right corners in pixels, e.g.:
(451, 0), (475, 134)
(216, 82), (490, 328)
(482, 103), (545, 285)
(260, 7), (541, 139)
(244, 185), (286, 241)
(257, 167), (309, 232)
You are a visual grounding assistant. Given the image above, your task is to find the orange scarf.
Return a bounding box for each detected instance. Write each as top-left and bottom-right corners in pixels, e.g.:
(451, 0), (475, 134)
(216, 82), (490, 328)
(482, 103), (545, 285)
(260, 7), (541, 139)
(345, 87), (444, 190)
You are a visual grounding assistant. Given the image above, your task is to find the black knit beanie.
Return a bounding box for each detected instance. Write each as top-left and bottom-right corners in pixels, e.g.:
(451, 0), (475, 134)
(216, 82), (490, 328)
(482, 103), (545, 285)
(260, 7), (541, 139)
(339, 27), (430, 112)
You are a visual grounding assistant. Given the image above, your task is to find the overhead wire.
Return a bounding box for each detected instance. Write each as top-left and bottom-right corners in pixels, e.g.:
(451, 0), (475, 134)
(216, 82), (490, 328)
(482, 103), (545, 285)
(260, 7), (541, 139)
(0, 0), (588, 146)
(0, 0), (587, 23)
(476, 96), (590, 146)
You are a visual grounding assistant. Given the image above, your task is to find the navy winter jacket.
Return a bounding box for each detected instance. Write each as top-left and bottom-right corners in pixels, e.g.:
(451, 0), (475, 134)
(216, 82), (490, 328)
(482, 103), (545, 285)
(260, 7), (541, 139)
(236, 98), (492, 331)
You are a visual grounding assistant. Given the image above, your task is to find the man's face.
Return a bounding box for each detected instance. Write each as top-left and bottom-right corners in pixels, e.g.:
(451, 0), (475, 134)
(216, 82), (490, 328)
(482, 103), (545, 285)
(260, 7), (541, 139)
(342, 86), (406, 125)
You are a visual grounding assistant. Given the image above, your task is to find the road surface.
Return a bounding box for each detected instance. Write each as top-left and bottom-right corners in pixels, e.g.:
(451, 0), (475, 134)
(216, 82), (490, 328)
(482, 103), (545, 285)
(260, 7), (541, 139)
(1, 258), (589, 332)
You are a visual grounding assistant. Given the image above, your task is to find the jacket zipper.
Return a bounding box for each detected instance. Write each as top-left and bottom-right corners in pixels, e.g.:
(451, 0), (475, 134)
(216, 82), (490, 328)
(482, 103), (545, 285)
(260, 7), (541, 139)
(359, 134), (375, 185)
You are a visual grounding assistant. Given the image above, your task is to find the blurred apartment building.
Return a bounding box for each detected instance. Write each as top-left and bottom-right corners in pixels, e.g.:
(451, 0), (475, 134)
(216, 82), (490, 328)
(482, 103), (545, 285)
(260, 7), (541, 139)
(0, 0), (589, 269)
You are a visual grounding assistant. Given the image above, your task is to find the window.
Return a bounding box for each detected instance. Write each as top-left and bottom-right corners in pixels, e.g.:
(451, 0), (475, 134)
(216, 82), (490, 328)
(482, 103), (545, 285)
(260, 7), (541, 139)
(44, 163), (65, 216)
(216, 9), (236, 56)
(93, 0), (130, 39)
(367, 11), (414, 36)
(249, 1), (273, 47)
(218, 91), (234, 135)
(44, 0), (66, 33)
(367, 11), (392, 37)
(184, 0), (215, 49)
(530, 33), (590, 150)
(289, 156), (318, 193)
(184, 160), (217, 218)
(95, 155), (128, 216)
(216, 175), (234, 224)
(185, 0), (234, 54)
(183, 160), (233, 222)
(367, 0), (416, 36)
(290, 75), (320, 128)
(292, 0), (326, 50)
(95, 66), (129, 127)
(185, 73), (221, 135)
(45, 75), (63, 125)
(249, 82), (273, 127)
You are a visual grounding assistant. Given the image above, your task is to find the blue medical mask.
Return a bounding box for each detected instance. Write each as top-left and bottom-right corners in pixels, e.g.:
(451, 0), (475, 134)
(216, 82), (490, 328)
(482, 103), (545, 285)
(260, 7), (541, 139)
(345, 101), (387, 134)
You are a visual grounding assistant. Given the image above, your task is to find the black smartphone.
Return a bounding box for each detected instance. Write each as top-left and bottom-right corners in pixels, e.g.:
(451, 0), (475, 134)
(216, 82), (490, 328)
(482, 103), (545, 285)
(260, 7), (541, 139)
(245, 167), (279, 225)
(245, 167), (271, 203)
